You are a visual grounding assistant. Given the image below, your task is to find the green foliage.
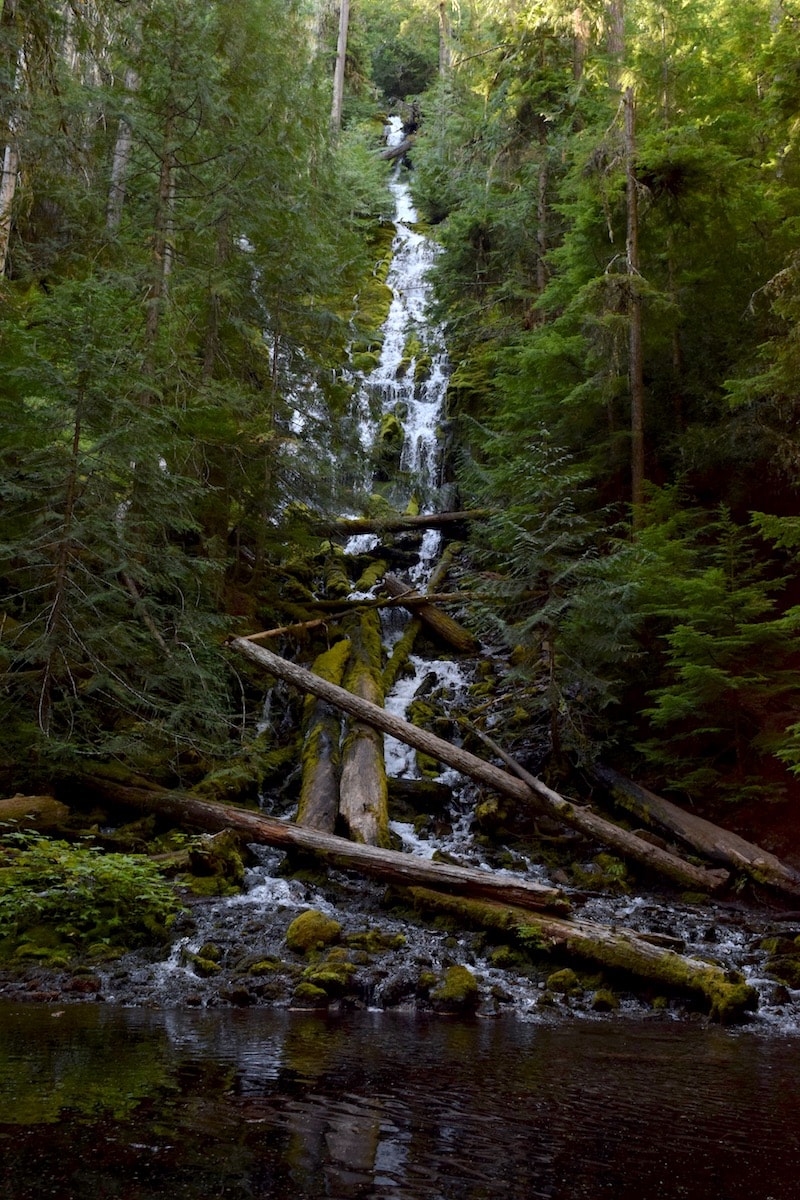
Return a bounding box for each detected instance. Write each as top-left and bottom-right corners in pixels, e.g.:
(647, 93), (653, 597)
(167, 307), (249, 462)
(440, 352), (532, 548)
(0, 833), (182, 962)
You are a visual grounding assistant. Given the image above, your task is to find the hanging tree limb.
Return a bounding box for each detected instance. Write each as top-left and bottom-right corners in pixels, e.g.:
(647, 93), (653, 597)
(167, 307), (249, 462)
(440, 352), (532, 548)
(228, 639), (730, 894)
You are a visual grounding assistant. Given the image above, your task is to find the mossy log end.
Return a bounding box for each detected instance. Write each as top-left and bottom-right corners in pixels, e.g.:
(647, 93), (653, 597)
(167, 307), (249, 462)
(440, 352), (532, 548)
(593, 764), (800, 901)
(0, 794), (70, 830)
(79, 781), (567, 913)
(229, 639), (730, 895)
(407, 888), (758, 1023)
(382, 572), (478, 654)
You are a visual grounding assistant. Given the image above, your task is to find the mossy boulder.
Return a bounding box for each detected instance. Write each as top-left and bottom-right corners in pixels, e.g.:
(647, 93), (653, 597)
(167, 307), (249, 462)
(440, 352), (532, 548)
(302, 951), (357, 997)
(546, 968), (582, 995)
(286, 909), (342, 954)
(430, 965), (479, 1013)
(591, 987), (620, 1012)
(292, 981), (329, 1007)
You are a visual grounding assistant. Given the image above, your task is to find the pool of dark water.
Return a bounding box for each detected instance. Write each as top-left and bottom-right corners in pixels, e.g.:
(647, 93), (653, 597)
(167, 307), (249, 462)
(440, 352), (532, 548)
(1, 1004), (798, 1199)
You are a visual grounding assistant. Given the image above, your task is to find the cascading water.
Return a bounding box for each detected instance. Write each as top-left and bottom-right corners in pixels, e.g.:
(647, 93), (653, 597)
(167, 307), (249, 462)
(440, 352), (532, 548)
(89, 118), (800, 1032)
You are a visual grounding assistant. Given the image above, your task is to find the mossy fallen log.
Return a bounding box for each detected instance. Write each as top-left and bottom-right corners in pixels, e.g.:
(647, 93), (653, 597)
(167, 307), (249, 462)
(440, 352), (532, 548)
(297, 640), (351, 833)
(0, 794), (70, 830)
(317, 510), (489, 536)
(339, 611), (389, 847)
(406, 888), (758, 1023)
(592, 764), (800, 901)
(229, 640), (730, 895)
(79, 780), (568, 913)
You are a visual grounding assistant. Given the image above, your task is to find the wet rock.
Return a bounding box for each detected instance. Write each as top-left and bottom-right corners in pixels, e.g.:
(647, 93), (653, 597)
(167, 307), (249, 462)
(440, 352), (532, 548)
(286, 909), (342, 953)
(430, 965), (479, 1013)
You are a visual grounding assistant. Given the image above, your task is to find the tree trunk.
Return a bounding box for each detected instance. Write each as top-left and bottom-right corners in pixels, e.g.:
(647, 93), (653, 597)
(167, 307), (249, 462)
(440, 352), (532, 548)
(0, 0), (20, 277)
(80, 779), (568, 913)
(592, 764), (800, 900)
(438, 2), (452, 77)
(339, 611), (389, 846)
(407, 888), (757, 1023)
(330, 0), (349, 132)
(625, 85), (646, 517)
(106, 66), (139, 231)
(229, 639), (730, 893)
(382, 573), (478, 654)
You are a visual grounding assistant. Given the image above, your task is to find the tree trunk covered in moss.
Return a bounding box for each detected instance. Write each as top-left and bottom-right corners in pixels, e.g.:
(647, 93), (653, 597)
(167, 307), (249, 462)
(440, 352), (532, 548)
(592, 765), (800, 900)
(382, 572), (478, 654)
(406, 888), (757, 1023)
(0, 794), (69, 830)
(339, 610), (389, 846)
(230, 639), (730, 894)
(79, 780), (567, 912)
(296, 640), (351, 832)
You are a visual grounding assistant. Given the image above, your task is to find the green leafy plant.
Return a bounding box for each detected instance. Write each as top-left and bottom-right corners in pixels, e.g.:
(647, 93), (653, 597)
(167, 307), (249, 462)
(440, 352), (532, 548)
(0, 833), (183, 963)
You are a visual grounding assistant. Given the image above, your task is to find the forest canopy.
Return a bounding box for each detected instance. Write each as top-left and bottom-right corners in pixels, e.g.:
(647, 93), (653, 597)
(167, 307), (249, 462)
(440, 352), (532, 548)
(2, 0), (800, 821)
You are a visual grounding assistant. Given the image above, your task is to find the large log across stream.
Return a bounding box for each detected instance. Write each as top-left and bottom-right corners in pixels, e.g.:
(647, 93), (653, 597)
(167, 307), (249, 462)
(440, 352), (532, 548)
(229, 639), (729, 894)
(81, 781), (756, 1021)
(82, 780), (566, 913)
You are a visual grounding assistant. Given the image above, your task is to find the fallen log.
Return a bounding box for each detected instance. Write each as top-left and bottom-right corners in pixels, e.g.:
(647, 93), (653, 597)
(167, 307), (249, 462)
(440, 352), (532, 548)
(406, 888), (758, 1023)
(0, 794), (70, 831)
(382, 572), (479, 654)
(229, 640), (730, 894)
(80, 780), (568, 913)
(318, 510), (489, 536)
(592, 764), (800, 901)
(296, 641), (351, 833)
(380, 133), (416, 161)
(339, 611), (390, 847)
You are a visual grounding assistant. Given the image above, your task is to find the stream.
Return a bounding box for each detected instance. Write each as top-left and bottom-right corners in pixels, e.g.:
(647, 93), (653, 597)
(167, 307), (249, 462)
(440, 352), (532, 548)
(2, 1004), (800, 1200)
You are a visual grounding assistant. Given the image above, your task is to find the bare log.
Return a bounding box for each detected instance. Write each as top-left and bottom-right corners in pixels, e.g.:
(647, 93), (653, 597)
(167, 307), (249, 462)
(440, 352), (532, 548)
(81, 780), (568, 913)
(592, 764), (800, 900)
(407, 888), (757, 1022)
(0, 794), (70, 830)
(383, 572), (478, 654)
(229, 639), (730, 894)
(380, 134), (416, 161)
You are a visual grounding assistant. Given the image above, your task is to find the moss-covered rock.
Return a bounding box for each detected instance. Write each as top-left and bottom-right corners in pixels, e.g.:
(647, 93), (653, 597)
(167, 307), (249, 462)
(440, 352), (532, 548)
(546, 968), (582, 995)
(591, 987), (620, 1012)
(286, 909), (342, 954)
(292, 981), (329, 1006)
(431, 965), (479, 1013)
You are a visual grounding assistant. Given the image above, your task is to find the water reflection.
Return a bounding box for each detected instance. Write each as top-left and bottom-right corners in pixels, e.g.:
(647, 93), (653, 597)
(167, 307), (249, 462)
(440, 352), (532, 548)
(1, 1005), (799, 1199)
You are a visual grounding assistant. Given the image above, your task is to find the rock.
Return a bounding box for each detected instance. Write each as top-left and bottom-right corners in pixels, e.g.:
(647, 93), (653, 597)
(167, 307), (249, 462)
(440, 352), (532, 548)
(285, 909), (342, 954)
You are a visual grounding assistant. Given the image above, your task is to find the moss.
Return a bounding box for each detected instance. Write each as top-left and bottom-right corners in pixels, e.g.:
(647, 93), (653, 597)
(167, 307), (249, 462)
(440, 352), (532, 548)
(591, 988), (620, 1012)
(546, 967), (582, 995)
(431, 965), (479, 1012)
(764, 955), (800, 989)
(248, 957), (284, 976)
(285, 909), (342, 954)
(302, 954), (357, 996)
(186, 830), (245, 889)
(344, 928), (406, 953)
(354, 558), (387, 592)
(292, 982), (329, 1006)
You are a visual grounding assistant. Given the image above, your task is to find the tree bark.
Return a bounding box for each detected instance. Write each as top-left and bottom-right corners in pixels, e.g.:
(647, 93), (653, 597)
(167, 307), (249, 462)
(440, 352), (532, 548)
(407, 888), (757, 1022)
(106, 66), (139, 231)
(229, 640), (730, 894)
(80, 780), (568, 913)
(592, 764), (800, 900)
(438, 2), (451, 77)
(625, 85), (646, 518)
(382, 572), (478, 654)
(330, 0), (349, 131)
